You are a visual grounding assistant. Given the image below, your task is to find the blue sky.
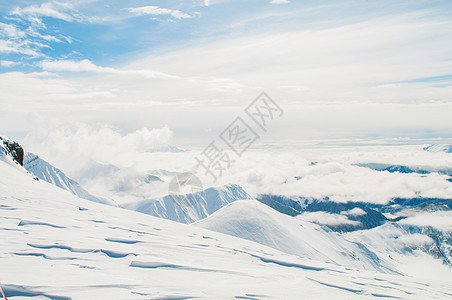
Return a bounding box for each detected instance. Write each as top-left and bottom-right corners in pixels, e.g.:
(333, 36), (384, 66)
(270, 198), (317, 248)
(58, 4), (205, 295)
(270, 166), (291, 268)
(1, 0), (452, 144)
(2, 0), (451, 71)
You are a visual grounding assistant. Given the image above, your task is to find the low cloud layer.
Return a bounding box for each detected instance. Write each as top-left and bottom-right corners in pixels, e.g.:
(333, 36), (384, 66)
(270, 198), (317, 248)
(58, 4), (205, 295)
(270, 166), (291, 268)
(297, 211), (361, 227)
(395, 233), (434, 249)
(23, 122), (173, 176)
(19, 124), (452, 205)
(400, 212), (452, 232)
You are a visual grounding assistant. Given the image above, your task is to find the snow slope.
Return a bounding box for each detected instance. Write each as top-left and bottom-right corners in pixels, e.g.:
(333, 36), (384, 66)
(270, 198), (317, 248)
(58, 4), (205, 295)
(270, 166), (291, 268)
(2, 143), (452, 298)
(23, 152), (115, 206)
(424, 144), (452, 153)
(195, 200), (391, 272)
(346, 222), (452, 283)
(123, 184), (252, 223)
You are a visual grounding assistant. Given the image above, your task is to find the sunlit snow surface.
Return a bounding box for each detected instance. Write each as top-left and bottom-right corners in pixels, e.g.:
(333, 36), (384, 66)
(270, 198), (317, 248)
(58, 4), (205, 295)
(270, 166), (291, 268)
(196, 200), (389, 272)
(1, 149), (452, 299)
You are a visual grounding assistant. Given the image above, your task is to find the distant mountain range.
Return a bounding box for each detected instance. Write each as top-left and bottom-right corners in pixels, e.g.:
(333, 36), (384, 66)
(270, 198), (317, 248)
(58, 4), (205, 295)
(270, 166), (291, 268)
(356, 162), (452, 176)
(3, 135), (452, 273)
(257, 194), (389, 232)
(123, 184), (252, 223)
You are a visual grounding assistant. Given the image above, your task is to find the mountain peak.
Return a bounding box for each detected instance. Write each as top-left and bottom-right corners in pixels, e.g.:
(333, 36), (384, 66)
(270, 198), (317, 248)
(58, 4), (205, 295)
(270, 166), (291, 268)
(123, 184), (253, 224)
(0, 136), (24, 166)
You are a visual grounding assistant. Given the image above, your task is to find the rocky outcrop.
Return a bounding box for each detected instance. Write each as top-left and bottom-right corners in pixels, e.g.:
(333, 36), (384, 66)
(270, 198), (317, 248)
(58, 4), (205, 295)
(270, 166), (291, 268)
(1, 136), (24, 166)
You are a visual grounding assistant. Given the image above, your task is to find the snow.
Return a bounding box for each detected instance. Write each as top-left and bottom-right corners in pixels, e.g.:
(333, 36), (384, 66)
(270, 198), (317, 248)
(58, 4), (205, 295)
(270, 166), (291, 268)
(424, 144), (452, 153)
(346, 222), (452, 284)
(398, 211), (452, 232)
(23, 152), (116, 206)
(123, 184), (252, 223)
(195, 200), (392, 272)
(2, 142), (452, 298)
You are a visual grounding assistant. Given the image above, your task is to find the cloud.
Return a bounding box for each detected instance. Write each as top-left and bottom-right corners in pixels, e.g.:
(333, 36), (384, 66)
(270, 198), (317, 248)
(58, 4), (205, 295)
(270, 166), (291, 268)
(12, 2), (73, 22)
(23, 122), (174, 176)
(0, 22), (26, 38)
(195, 145), (452, 204)
(40, 59), (114, 72)
(0, 22), (41, 56)
(399, 212), (452, 232)
(14, 119), (452, 205)
(3, 2), (452, 150)
(10, 2), (99, 23)
(0, 4), (77, 58)
(270, 0), (290, 4)
(297, 211), (361, 227)
(342, 207), (366, 216)
(129, 12), (452, 106)
(0, 39), (41, 56)
(0, 71), (117, 105)
(395, 233), (434, 249)
(39, 59), (180, 79)
(128, 6), (192, 19)
(0, 60), (19, 67)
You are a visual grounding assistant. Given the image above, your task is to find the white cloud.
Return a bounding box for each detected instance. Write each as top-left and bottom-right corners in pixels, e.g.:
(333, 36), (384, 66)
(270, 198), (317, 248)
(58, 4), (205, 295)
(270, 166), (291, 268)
(12, 119), (452, 205)
(128, 6), (192, 19)
(3, 6), (452, 150)
(39, 59), (180, 79)
(129, 12), (452, 106)
(11, 2), (74, 22)
(395, 233), (434, 249)
(0, 71), (119, 111)
(10, 2), (99, 23)
(342, 207), (366, 216)
(0, 5), (76, 58)
(0, 39), (41, 56)
(0, 22), (26, 38)
(0, 61), (19, 67)
(40, 59), (109, 72)
(194, 145), (452, 204)
(399, 212), (452, 232)
(23, 122), (174, 176)
(297, 211), (361, 227)
(270, 0), (290, 4)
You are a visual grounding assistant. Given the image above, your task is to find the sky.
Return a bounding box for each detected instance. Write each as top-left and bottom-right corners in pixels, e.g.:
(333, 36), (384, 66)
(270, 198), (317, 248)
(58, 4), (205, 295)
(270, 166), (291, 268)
(1, 0), (452, 150)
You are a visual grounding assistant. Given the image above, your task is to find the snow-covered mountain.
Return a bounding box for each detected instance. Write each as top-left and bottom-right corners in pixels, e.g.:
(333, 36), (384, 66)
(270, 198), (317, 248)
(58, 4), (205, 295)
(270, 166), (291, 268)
(123, 184), (252, 223)
(356, 162), (430, 174)
(195, 200), (391, 272)
(257, 194), (388, 232)
(424, 144), (452, 153)
(346, 221), (452, 277)
(23, 152), (115, 206)
(356, 162), (452, 176)
(256, 192), (452, 266)
(5, 139), (451, 298)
